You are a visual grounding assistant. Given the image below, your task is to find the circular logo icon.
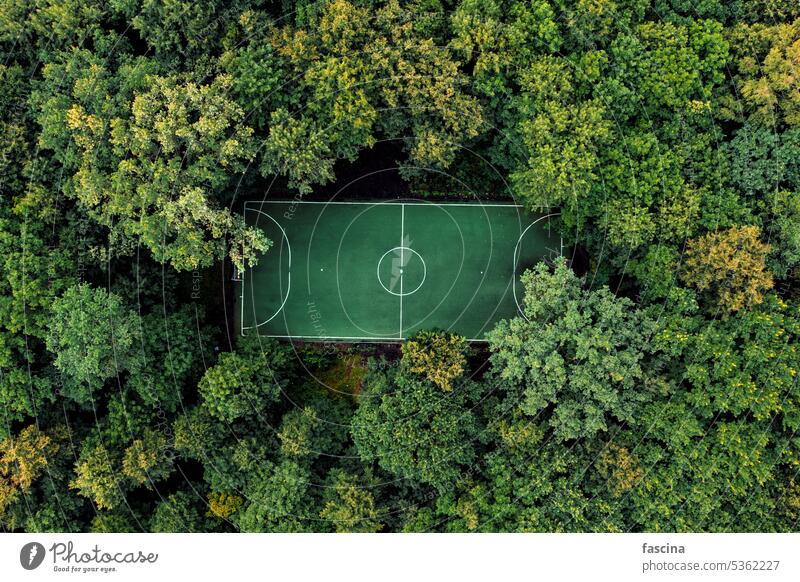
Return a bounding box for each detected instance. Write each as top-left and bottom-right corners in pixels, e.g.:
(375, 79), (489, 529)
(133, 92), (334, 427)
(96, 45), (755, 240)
(20, 542), (46, 570)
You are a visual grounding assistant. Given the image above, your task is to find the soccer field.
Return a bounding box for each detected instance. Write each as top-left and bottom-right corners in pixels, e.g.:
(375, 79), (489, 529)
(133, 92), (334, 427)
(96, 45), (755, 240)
(238, 200), (560, 341)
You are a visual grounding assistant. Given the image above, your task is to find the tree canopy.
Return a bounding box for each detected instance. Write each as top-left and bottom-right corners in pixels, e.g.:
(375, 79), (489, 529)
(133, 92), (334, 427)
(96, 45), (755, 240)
(1, 0), (799, 535)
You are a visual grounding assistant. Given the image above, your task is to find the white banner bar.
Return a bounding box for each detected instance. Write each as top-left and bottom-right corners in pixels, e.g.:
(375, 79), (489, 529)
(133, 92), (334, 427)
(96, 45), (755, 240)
(1, 533), (798, 581)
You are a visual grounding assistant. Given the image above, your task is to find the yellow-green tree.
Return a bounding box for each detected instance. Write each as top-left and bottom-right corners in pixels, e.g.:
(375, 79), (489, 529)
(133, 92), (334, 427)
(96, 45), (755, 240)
(0, 426), (59, 517)
(121, 429), (174, 487)
(70, 443), (125, 511)
(596, 443), (644, 498)
(726, 19), (800, 127)
(319, 470), (382, 533)
(207, 491), (243, 520)
(681, 225), (774, 314)
(402, 330), (468, 391)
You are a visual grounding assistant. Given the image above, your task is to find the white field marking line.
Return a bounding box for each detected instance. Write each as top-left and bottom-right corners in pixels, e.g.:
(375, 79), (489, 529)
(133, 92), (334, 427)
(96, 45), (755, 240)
(253, 333), (491, 342)
(242, 209), (293, 330)
(399, 203), (404, 339)
(512, 213), (560, 318)
(376, 247), (427, 296)
(241, 236), (245, 336)
(245, 200), (526, 208)
(242, 201), (556, 340)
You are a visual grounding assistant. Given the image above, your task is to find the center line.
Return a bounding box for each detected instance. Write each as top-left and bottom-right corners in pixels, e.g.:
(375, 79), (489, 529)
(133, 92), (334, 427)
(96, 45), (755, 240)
(399, 203), (405, 339)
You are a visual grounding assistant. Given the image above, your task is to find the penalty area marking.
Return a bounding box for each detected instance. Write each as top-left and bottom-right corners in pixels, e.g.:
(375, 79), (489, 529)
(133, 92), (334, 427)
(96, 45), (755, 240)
(242, 209), (292, 330)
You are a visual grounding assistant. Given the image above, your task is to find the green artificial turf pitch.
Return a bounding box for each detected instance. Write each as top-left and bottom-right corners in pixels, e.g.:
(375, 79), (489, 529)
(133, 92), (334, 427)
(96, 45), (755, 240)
(238, 200), (560, 341)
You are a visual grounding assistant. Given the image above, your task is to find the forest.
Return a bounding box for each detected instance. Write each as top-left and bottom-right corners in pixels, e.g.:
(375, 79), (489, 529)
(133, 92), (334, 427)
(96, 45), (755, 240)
(1, 0), (800, 533)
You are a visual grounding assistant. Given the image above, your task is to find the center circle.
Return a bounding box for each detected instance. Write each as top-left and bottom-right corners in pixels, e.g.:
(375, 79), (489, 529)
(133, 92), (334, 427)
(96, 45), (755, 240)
(377, 246), (427, 296)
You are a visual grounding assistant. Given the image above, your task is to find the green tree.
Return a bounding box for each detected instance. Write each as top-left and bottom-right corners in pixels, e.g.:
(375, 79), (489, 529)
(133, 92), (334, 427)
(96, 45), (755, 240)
(235, 459), (317, 533)
(127, 306), (212, 411)
(0, 186), (78, 432)
(277, 407), (323, 459)
(406, 414), (623, 532)
(509, 56), (611, 213)
(198, 337), (294, 423)
(54, 67), (269, 271)
(623, 294), (800, 530)
(226, 0), (484, 193)
(46, 284), (143, 404)
(90, 513), (138, 533)
(610, 20), (728, 117)
(765, 190), (800, 278)
(488, 262), (657, 442)
(110, 0), (241, 64)
(728, 124), (800, 196)
(654, 293), (800, 428)
(150, 491), (210, 533)
(320, 469), (383, 533)
(449, 0), (561, 101)
(352, 363), (481, 491)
